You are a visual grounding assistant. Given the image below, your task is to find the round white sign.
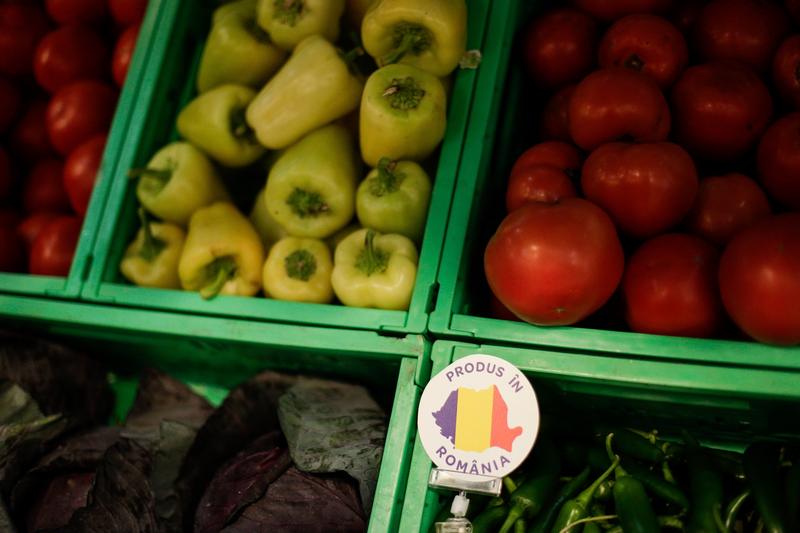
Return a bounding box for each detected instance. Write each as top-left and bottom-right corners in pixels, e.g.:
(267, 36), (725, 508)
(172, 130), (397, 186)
(417, 354), (540, 479)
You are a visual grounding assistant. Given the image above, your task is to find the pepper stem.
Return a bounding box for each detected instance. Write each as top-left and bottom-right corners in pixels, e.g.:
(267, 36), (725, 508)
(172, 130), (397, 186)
(382, 23), (432, 65)
(273, 0), (303, 26)
(286, 188), (329, 218)
(230, 106), (257, 143)
(199, 257), (237, 299)
(605, 434), (628, 479)
(284, 249), (317, 281)
(355, 230), (389, 276)
(558, 515), (618, 533)
(370, 158), (404, 196)
(137, 208), (167, 262)
(383, 76), (426, 110)
(502, 475), (520, 494)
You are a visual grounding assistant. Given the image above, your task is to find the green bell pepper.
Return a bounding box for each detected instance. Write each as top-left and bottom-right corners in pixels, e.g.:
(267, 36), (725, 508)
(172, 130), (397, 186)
(331, 228), (418, 310)
(250, 186), (288, 247)
(120, 209), (185, 289)
(360, 63), (447, 167)
(362, 0), (467, 77)
(264, 124), (359, 238)
(178, 201), (265, 299)
(132, 142), (230, 226)
(245, 34), (364, 150)
(197, 0), (287, 93)
(176, 84), (265, 168)
(256, 0), (344, 51)
(262, 236), (333, 303)
(356, 157), (431, 242)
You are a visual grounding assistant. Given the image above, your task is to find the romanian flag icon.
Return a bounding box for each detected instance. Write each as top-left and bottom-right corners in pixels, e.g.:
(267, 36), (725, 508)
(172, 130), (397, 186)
(433, 385), (523, 452)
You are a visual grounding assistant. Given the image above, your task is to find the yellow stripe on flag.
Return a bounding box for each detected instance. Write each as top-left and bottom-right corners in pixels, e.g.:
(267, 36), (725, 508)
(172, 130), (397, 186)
(454, 386), (493, 452)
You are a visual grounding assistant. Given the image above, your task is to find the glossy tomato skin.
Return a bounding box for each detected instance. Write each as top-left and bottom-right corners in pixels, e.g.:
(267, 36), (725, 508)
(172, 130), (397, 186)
(672, 62), (772, 160)
(568, 67), (671, 150)
(686, 174), (771, 246)
(573, 0), (672, 21)
(64, 135), (105, 216)
(17, 212), (60, 253)
(45, 0), (107, 25)
(0, 147), (13, 202)
(109, 0), (148, 26)
(0, 4), (50, 77)
(29, 216), (81, 277)
(112, 25), (139, 88)
(694, 0), (789, 72)
(11, 99), (55, 162)
(0, 225), (25, 273)
(0, 77), (22, 134)
(23, 159), (71, 214)
(623, 233), (722, 337)
(582, 142), (698, 238)
(510, 141), (583, 176)
(757, 113), (800, 210)
(484, 197), (624, 326)
(507, 142), (582, 211)
(598, 14), (688, 89)
(540, 85), (576, 142)
(523, 8), (598, 89)
(773, 35), (800, 111)
(719, 213), (800, 345)
(47, 81), (117, 156)
(34, 26), (110, 93)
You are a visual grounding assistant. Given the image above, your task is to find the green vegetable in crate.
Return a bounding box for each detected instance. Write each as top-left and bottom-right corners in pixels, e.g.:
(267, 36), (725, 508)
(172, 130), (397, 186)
(249, 187), (288, 247)
(606, 435), (660, 533)
(551, 452), (620, 532)
(245, 35), (364, 150)
(361, 0), (467, 77)
(264, 124), (358, 238)
(622, 459), (689, 511)
(256, 0), (345, 51)
(356, 157), (431, 242)
(529, 467), (591, 533)
(472, 505), (509, 533)
(743, 442), (792, 533)
(132, 142), (229, 226)
(331, 228), (418, 310)
(197, 0), (287, 93)
(178, 201), (264, 298)
(685, 435), (726, 533)
(262, 236), (333, 303)
(119, 209), (185, 289)
(360, 63), (447, 167)
(176, 84), (266, 168)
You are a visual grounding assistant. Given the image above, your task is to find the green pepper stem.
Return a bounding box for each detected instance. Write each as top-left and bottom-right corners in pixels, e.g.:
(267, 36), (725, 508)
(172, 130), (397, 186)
(659, 515), (686, 530)
(137, 208), (167, 262)
(558, 514), (618, 533)
(498, 507), (523, 533)
(199, 257), (237, 299)
(503, 476), (519, 494)
(230, 106), (256, 142)
(273, 0), (303, 26)
(514, 518), (526, 533)
(383, 76), (426, 110)
(355, 230), (389, 276)
(287, 188), (329, 218)
(370, 157), (404, 196)
(284, 248), (317, 281)
(604, 434), (628, 479)
(570, 437), (618, 507)
(382, 23), (432, 65)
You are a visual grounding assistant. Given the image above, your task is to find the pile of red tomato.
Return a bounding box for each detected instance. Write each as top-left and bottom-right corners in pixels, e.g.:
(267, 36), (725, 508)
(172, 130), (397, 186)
(0, 0), (146, 276)
(485, 0), (800, 346)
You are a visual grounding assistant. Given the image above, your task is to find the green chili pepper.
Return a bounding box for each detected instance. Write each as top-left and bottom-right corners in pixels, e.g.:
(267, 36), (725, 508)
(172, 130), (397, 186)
(550, 455), (620, 533)
(583, 521), (602, 533)
(593, 479), (614, 502)
(514, 518), (527, 533)
(685, 439), (726, 533)
(786, 462), (800, 529)
(596, 428), (664, 463)
(744, 442), (792, 533)
(529, 468), (591, 533)
(472, 504), (508, 533)
(724, 490), (750, 532)
(606, 435), (659, 533)
(622, 460), (690, 510)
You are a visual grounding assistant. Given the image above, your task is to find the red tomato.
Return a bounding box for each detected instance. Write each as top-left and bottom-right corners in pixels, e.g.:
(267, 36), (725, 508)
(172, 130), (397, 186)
(507, 142), (582, 211)
(694, 0), (789, 72)
(484, 198), (624, 326)
(34, 26), (110, 94)
(686, 174), (772, 246)
(773, 35), (800, 111)
(670, 0), (706, 35)
(672, 62), (772, 161)
(46, 81), (117, 156)
(598, 14), (688, 89)
(719, 213), (800, 345)
(17, 211), (60, 253)
(573, 0), (672, 21)
(0, 146), (13, 202)
(582, 142), (698, 238)
(623, 233), (722, 337)
(112, 24), (139, 88)
(23, 158), (71, 214)
(11, 99), (55, 163)
(757, 113), (800, 210)
(511, 141), (583, 176)
(0, 4), (50, 77)
(29, 216), (81, 276)
(489, 294), (522, 321)
(540, 85), (575, 142)
(0, 77), (22, 134)
(522, 8), (597, 89)
(109, 0), (148, 26)
(45, 0), (107, 25)
(0, 225), (25, 273)
(568, 67), (671, 151)
(64, 134), (106, 216)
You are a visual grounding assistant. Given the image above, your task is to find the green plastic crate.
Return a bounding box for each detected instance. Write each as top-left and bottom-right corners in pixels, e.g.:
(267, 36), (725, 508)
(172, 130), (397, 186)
(429, 0), (800, 368)
(0, 0), (165, 301)
(400, 340), (800, 532)
(0, 293), (432, 533)
(80, 0), (491, 335)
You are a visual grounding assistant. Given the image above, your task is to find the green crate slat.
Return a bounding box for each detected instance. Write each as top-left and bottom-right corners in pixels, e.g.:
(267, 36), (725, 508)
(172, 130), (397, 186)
(429, 0), (800, 367)
(0, 0), (165, 300)
(399, 340), (800, 532)
(0, 294), (426, 533)
(81, 0), (491, 335)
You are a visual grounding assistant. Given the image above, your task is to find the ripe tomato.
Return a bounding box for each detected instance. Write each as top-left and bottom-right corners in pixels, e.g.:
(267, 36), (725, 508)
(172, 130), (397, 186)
(773, 35), (800, 111)
(623, 233), (722, 338)
(29, 216), (82, 277)
(34, 26), (110, 93)
(757, 113), (800, 210)
(11, 99), (54, 163)
(522, 8), (597, 89)
(540, 84), (575, 142)
(582, 142), (698, 238)
(0, 225), (25, 273)
(598, 14), (688, 89)
(484, 198), (624, 326)
(0, 4), (50, 77)
(47, 81), (117, 156)
(23, 159), (71, 214)
(507, 142), (581, 211)
(672, 62), (772, 161)
(694, 0), (789, 72)
(719, 213), (800, 346)
(0, 77), (22, 134)
(489, 294), (522, 322)
(112, 24), (139, 88)
(64, 135), (106, 216)
(686, 174), (771, 246)
(17, 212), (60, 253)
(0, 146), (13, 202)
(45, 0), (107, 25)
(109, 0), (148, 26)
(573, 0), (672, 21)
(511, 141), (583, 175)
(568, 67), (670, 150)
